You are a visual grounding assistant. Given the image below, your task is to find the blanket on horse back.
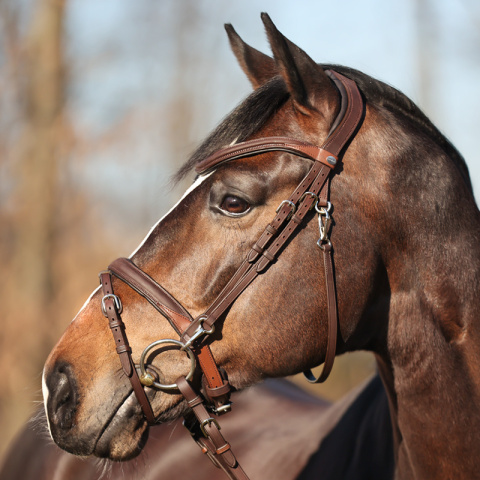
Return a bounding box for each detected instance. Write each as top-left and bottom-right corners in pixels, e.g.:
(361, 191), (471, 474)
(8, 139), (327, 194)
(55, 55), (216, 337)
(0, 375), (393, 480)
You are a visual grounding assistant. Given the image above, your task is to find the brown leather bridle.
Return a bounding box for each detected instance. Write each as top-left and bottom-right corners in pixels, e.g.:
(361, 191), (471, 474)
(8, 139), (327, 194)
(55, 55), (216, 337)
(99, 70), (364, 479)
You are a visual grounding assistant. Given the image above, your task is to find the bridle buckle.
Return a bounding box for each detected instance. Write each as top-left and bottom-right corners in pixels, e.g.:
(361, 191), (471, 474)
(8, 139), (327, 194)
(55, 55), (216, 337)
(200, 417), (221, 437)
(299, 191), (319, 210)
(101, 294), (123, 317)
(276, 200), (297, 219)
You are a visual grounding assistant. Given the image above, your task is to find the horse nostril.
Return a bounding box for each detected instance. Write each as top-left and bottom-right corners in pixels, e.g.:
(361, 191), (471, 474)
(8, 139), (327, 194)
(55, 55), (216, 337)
(46, 362), (79, 431)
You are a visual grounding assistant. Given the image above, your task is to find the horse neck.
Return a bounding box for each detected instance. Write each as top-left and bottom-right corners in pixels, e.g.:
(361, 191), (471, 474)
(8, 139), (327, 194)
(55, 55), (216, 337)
(376, 174), (480, 479)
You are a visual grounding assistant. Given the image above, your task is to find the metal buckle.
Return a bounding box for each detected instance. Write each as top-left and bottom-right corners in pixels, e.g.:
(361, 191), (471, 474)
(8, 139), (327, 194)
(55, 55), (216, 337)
(276, 200), (296, 219)
(182, 317), (215, 350)
(101, 294), (123, 317)
(200, 417), (221, 437)
(299, 191), (319, 210)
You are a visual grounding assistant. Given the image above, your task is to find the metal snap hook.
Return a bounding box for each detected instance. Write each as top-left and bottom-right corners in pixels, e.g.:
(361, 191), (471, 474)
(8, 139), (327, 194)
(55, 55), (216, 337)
(316, 201), (333, 249)
(139, 339), (196, 391)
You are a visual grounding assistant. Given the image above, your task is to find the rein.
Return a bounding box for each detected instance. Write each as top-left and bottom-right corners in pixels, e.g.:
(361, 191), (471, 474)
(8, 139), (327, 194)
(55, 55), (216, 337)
(99, 70), (364, 479)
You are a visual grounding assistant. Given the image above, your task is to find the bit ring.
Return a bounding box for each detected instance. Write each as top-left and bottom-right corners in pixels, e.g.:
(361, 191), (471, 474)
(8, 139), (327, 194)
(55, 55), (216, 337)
(139, 339), (196, 391)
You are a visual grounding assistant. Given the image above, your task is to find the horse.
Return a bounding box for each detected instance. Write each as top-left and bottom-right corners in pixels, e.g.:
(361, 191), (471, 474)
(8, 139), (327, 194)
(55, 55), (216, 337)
(0, 376), (393, 479)
(39, 12), (479, 479)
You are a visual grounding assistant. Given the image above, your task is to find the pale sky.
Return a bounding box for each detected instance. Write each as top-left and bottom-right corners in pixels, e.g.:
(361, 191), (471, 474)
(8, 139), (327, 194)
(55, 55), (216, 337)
(65, 0), (480, 227)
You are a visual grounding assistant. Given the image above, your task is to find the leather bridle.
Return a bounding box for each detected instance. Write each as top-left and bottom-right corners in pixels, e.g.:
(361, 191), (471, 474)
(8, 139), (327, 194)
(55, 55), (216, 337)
(99, 70), (364, 479)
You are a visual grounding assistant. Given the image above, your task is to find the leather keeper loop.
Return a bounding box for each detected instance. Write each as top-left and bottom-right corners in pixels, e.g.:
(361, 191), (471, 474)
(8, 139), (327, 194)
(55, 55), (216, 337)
(204, 380), (231, 399)
(116, 345), (131, 354)
(247, 250), (259, 263)
(291, 213), (303, 224)
(187, 394), (204, 409)
(109, 319), (123, 329)
(201, 371), (231, 409)
(216, 444), (232, 455)
(266, 224), (278, 235)
(251, 243), (263, 254)
(247, 243), (263, 263)
(262, 249), (275, 262)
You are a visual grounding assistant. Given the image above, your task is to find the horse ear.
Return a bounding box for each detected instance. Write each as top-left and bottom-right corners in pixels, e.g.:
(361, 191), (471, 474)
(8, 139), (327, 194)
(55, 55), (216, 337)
(261, 13), (338, 119)
(225, 23), (278, 89)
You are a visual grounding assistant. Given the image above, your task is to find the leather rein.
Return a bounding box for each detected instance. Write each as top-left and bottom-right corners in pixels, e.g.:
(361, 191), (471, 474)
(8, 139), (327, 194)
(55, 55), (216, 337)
(99, 70), (364, 479)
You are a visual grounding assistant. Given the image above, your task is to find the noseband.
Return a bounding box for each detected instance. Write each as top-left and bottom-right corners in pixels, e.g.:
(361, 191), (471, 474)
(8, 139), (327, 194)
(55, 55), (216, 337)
(99, 70), (364, 479)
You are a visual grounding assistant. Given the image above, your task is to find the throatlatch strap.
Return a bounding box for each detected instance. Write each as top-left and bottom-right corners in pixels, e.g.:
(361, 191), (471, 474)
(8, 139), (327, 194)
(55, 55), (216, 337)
(303, 243), (338, 383)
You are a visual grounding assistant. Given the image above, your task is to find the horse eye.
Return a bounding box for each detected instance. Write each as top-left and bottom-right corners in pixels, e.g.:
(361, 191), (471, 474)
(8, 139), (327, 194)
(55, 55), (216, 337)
(219, 195), (251, 215)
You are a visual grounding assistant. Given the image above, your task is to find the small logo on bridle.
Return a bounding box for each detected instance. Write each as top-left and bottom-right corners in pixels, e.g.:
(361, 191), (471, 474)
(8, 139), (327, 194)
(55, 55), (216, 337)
(327, 156), (337, 166)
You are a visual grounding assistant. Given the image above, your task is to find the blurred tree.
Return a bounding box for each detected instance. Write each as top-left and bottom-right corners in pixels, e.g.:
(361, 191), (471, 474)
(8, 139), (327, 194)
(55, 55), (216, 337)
(0, 0), (232, 459)
(0, 0), (69, 456)
(415, 0), (436, 116)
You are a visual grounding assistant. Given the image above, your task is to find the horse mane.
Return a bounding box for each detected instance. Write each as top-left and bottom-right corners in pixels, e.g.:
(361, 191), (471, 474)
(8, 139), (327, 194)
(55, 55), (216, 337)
(174, 76), (289, 182)
(175, 65), (473, 195)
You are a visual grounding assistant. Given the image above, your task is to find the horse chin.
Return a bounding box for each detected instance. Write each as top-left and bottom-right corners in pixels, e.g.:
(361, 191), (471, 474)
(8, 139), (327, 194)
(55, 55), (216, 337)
(93, 392), (150, 461)
(92, 391), (189, 461)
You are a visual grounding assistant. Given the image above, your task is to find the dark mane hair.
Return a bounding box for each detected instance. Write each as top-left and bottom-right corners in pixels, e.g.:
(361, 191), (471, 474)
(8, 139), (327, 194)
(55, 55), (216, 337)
(174, 76), (289, 182)
(175, 65), (473, 194)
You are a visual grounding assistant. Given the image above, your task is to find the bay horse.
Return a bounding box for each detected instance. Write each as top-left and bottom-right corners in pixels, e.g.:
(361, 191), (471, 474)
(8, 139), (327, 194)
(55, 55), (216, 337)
(40, 13), (478, 480)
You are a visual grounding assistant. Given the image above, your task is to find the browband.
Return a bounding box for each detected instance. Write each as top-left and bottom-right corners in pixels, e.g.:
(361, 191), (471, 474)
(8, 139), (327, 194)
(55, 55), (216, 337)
(196, 137), (338, 174)
(195, 70), (363, 176)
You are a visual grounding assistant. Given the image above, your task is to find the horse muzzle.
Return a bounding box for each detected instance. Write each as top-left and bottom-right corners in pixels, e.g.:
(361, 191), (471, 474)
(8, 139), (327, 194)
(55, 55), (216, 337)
(43, 359), (151, 459)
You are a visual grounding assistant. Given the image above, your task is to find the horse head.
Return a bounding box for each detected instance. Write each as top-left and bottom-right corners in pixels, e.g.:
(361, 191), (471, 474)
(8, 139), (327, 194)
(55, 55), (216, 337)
(42, 14), (479, 478)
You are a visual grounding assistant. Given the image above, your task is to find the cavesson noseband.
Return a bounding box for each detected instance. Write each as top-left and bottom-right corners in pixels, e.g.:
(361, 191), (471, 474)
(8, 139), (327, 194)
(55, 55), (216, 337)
(99, 70), (364, 480)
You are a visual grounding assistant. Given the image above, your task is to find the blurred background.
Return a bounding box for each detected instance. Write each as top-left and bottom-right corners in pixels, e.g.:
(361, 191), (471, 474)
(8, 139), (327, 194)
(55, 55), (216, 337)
(0, 0), (479, 462)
